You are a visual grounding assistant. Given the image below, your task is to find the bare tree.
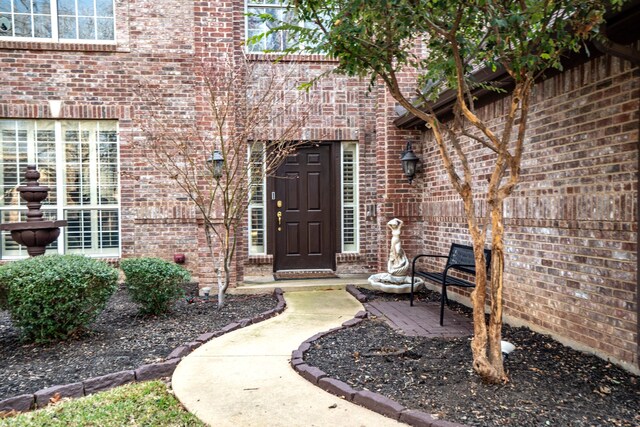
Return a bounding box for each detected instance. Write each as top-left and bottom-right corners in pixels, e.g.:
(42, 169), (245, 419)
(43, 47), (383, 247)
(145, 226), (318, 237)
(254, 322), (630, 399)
(137, 54), (315, 307)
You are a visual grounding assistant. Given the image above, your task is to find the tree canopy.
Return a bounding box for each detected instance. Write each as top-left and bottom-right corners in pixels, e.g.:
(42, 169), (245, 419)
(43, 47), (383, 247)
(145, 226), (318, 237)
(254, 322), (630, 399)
(280, 0), (621, 97)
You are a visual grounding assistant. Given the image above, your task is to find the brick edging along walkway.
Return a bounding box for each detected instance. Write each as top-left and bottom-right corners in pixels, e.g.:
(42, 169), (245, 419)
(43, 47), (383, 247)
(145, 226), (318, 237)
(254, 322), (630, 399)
(0, 288), (287, 414)
(290, 285), (467, 427)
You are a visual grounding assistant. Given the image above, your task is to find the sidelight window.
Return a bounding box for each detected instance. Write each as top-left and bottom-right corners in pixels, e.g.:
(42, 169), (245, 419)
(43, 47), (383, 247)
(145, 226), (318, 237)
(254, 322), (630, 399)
(248, 142), (266, 255)
(341, 142), (358, 252)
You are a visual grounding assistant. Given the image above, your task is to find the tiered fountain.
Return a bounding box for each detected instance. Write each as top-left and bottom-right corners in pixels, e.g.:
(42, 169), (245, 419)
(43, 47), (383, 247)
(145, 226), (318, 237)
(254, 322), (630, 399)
(0, 165), (67, 256)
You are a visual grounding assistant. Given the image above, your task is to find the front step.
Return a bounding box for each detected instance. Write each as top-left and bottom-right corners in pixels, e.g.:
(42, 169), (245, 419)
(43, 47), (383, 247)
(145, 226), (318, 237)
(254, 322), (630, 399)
(273, 269), (338, 280)
(231, 275), (370, 295)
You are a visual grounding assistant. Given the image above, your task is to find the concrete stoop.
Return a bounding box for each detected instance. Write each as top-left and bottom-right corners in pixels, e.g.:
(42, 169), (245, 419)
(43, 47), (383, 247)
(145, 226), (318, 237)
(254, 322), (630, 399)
(231, 275), (370, 294)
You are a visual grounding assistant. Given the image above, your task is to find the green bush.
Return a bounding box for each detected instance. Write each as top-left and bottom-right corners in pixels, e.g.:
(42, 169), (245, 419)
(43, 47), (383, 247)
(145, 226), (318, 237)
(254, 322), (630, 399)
(0, 275), (7, 310)
(121, 257), (190, 315)
(0, 255), (119, 342)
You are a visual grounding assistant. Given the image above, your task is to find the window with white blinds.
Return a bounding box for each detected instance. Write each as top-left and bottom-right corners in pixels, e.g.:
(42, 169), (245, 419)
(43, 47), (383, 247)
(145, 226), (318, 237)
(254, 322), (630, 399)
(341, 142), (358, 253)
(248, 142), (266, 255)
(0, 119), (120, 259)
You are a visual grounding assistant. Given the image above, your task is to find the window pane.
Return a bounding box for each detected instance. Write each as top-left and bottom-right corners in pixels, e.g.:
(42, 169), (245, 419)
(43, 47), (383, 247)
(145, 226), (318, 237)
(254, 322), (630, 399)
(58, 0), (75, 15)
(77, 0), (94, 16)
(250, 208), (264, 254)
(33, 14), (51, 37)
(0, 1), (11, 13)
(96, 0), (113, 16)
(2, 210), (25, 256)
(265, 31), (282, 51)
(13, 0), (30, 14)
(78, 16), (94, 39)
(0, 14), (11, 35)
(98, 209), (119, 249)
(65, 209), (92, 250)
(13, 13), (31, 37)
(58, 16), (76, 38)
(33, 0), (50, 14)
(96, 17), (112, 40)
(97, 142), (118, 204)
(65, 209), (119, 255)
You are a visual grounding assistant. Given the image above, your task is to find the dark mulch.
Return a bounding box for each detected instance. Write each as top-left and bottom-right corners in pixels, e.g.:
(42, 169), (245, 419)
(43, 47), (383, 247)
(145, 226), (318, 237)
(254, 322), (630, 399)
(306, 288), (640, 427)
(0, 285), (277, 400)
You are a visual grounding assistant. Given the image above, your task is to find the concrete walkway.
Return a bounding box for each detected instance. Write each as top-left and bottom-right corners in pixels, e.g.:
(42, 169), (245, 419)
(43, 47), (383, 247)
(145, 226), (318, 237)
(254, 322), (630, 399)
(172, 290), (403, 427)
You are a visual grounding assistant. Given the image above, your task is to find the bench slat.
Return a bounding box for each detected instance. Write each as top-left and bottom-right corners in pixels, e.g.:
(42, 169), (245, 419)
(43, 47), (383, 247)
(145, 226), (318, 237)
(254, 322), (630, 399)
(415, 271), (475, 288)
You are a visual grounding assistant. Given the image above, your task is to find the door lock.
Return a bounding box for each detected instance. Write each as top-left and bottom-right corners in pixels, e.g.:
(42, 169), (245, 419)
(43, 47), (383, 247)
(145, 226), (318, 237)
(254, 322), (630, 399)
(277, 200), (282, 208)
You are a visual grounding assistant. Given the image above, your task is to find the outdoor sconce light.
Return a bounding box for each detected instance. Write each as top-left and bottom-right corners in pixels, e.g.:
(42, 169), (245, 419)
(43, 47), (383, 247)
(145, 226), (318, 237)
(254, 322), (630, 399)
(207, 150), (224, 181)
(400, 141), (420, 184)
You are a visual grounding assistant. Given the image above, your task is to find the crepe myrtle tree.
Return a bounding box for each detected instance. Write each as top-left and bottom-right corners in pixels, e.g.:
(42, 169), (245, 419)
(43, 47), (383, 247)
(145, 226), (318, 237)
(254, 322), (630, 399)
(138, 55), (315, 308)
(257, 0), (624, 382)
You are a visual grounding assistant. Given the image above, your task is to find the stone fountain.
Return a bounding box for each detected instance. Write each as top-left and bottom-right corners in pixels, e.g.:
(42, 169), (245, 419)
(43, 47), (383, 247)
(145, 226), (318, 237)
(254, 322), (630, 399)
(0, 165), (67, 256)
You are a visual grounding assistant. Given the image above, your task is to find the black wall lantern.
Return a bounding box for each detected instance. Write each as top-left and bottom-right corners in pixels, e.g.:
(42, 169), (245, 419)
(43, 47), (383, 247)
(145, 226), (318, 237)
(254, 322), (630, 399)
(207, 150), (224, 181)
(400, 141), (420, 184)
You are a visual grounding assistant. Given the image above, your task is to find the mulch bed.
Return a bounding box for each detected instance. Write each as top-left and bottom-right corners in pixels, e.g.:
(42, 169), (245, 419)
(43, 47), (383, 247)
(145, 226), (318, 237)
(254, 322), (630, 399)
(0, 284), (277, 400)
(306, 289), (640, 427)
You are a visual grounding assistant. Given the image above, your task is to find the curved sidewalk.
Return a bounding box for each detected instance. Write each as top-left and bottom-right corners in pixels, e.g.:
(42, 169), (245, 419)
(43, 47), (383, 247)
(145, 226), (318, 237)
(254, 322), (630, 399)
(172, 290), (403, 427)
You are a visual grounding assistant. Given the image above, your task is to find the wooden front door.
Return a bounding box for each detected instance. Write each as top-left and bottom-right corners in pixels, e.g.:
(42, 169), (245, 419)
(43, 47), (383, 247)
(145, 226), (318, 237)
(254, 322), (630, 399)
(271, 145), (335, 271)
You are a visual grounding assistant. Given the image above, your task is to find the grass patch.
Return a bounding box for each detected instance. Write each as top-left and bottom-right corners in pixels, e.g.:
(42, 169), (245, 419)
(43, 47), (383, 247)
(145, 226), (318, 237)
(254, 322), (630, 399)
(0, 381), (204, 427)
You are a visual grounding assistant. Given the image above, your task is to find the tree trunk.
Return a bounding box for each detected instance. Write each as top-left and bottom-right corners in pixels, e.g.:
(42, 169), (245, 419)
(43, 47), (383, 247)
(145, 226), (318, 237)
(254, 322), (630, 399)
(488, 199), (506, 381)
(462, 195), (507, 383)
(216, 268), (226, 309)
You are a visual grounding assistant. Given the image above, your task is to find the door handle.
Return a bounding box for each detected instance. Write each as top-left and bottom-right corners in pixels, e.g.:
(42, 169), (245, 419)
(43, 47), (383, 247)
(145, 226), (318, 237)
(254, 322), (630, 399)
(277, 211), (282, 231)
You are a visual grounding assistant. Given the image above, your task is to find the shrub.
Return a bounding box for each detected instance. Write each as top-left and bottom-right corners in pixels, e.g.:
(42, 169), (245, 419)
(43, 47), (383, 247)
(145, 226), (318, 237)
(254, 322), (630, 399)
(0, 255), (119, 342)
(0, 276), (7, 310)
(121, 257), (190, 315)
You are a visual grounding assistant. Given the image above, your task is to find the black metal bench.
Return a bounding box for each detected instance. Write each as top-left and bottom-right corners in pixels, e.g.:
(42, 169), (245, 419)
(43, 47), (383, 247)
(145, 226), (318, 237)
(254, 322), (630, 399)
(410, 243), (491, 326)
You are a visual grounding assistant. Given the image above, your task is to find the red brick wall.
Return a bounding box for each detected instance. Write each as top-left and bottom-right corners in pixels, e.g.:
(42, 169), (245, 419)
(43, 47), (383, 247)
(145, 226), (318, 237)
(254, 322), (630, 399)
(1, 1), (208, 282)
(416, 55), (638, 372)
(0, 0), (386, 284)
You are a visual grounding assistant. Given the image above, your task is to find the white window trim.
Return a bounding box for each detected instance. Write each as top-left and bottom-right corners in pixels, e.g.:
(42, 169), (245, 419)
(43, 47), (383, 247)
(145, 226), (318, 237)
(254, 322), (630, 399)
(0, 0), (117, 44)
(340, 141), (359, 253)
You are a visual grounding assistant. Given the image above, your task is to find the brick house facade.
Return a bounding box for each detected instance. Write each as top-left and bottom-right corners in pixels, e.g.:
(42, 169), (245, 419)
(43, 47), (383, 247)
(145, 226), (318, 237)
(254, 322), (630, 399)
(395, 48), (639, 371)
(0, 1), (637, 372)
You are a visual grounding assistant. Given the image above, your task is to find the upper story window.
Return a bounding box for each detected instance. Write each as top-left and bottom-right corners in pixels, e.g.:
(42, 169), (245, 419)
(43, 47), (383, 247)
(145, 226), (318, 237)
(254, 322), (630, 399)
(246, 0), (294, 53)
(0, 0), (115, 42)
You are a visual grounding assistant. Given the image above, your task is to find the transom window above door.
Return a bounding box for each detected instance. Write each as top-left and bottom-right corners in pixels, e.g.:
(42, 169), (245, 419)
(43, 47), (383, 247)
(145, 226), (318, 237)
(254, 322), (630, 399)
(0, 0), (115, 42)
